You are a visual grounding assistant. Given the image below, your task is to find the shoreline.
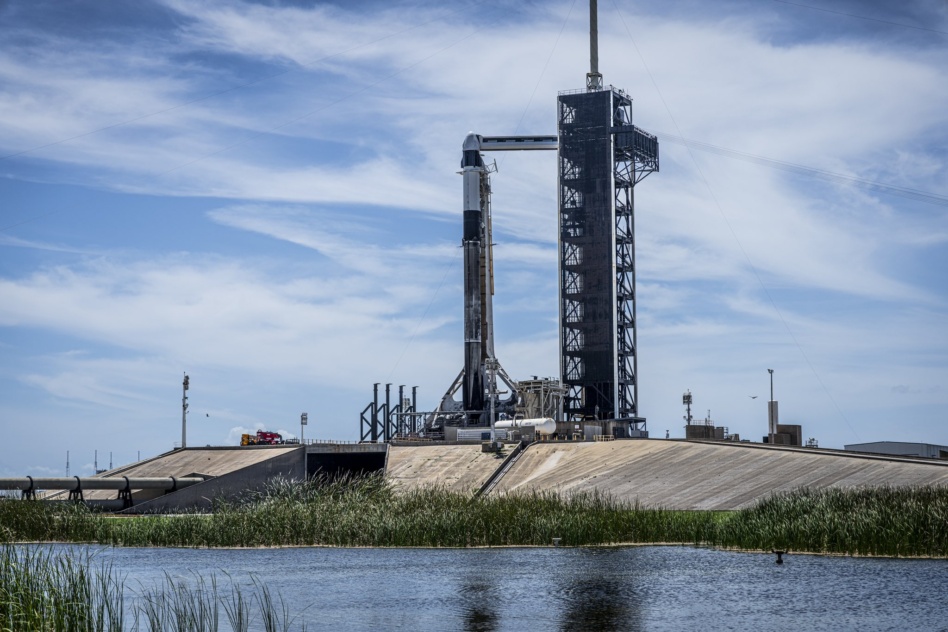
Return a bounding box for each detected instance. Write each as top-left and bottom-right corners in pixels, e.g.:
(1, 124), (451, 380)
(5, 483), (948, 559)
(8, 540), (947, 560)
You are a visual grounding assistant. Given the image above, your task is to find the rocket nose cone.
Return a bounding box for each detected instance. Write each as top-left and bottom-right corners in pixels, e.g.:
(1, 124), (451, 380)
(462, 132), (481, 151)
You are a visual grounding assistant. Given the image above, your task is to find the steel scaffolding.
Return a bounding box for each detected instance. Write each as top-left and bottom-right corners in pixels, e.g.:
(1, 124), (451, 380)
(557, 87), (658, 430)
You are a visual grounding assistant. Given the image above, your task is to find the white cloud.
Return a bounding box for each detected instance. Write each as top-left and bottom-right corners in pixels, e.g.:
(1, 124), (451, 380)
(1, 0), (947, 479)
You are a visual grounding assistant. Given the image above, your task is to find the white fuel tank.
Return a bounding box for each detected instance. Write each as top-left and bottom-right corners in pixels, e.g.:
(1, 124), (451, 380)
(493, 417), (556, 435)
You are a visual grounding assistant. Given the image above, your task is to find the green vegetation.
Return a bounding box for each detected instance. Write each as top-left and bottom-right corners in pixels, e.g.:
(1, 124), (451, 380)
(0, 544), (298, 632)
(4, 481), (943, 630)
(2, 477), (947, 557)
(718, 486), (948, 557)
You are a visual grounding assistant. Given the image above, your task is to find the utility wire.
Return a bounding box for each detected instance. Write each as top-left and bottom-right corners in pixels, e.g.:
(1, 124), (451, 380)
(656, 132), (948, 208)
(388, 2), (578, 382)
(156, 20), (494, 178)
(772, 0), (948, 36)
(506, 0), (578, 145)
(495, 0), (576, 176)
(0, 211), (63, 233)
(0, 1), (491, 163)
(611, 0), (861, 442)
(386, 246), (462, 381)
(1, 10), (497, 234)
(165, 18), (495, 383)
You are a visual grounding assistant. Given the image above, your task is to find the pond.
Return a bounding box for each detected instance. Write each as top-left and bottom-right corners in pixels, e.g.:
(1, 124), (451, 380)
(29, 544), (948, 631)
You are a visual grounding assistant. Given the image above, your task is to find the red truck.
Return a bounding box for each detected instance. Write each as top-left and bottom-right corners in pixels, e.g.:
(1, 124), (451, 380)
(240, 430), (284, 446)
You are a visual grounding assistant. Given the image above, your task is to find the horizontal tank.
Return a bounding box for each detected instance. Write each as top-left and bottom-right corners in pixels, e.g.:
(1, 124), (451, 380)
(493, 417), (556, 435)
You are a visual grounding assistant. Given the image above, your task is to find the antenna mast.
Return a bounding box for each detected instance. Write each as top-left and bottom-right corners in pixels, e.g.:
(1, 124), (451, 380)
(586, 0), (603, 91)
(182, 373), (189, 449)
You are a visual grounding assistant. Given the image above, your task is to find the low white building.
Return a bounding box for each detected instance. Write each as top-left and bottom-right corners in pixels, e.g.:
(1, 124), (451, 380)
(844, 441), (948, 460)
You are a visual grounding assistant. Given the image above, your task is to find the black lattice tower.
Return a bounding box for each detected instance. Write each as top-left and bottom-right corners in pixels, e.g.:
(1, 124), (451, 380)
(558, 87), (658, 428)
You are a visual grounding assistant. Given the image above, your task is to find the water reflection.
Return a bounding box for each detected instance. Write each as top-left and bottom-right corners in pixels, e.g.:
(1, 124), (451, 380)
(459, 578), (500, 632)
(556, 549), (642, 631)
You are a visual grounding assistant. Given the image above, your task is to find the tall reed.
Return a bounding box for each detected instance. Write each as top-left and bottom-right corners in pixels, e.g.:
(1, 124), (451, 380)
(716, 485), (948, 556)
(0, 543), (297, 631)
(0, 544), (123, 631)
(3, 481), (947, 556)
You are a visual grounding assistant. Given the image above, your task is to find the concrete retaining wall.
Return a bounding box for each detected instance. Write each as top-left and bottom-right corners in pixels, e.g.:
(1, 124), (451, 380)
(386, 444), (504, 493)
(124, 447), (306, 513)
(492, 439), (948, 510)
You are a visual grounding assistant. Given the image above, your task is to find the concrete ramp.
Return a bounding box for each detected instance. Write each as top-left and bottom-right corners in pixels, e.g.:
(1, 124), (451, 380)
(387, 445), (503, 493)
(494, 440), (948, 510)
(110, 446), (301, 479)
(47, 446), (303, 506)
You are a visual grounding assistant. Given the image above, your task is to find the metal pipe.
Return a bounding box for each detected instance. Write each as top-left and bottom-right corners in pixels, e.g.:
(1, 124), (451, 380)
(0, 477), (205, 491)
(398, 385), (405, 435)
(372, 383), (379, 442)
(384, 383), (392, 442)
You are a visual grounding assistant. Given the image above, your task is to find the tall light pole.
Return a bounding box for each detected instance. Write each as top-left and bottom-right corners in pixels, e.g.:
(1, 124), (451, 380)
(182, 373), (189, 449)
(300, 412), (308, 444)
(767, 369), (777, 446)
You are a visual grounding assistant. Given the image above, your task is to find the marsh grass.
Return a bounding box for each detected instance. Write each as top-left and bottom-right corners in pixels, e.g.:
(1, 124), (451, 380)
(718, 486), (948, 557)
(0, 544), (124, 631)
(2, 478), (947, 556)
(0, 544), (298, 631)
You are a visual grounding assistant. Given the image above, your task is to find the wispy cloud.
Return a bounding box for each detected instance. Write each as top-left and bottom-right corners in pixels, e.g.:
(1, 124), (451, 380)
(1, 0), (946, 478)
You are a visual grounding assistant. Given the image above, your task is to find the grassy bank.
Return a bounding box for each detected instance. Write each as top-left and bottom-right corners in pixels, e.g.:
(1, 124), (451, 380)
(718, 486), (948, 557)
(0, 544), (297, 631)
(2, 477), (947, 556)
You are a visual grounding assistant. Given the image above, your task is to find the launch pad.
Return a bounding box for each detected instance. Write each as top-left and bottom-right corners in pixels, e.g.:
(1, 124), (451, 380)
(361, 0), (658, 443)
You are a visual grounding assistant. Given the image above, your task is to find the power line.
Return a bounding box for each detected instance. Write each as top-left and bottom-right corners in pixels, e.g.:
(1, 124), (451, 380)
(655, 132), (948, 208)
(510, 0), (578, 138)
(1, 7), (498, 234)
(156, 19), (496, 179)
(496, 0), (577, 172)
(772, 0), (948, 36)
(386, 246), (462, 381)
(611, 0), (861, 442)
(0, 1), (491, 163)
(0, 211), (63, 233)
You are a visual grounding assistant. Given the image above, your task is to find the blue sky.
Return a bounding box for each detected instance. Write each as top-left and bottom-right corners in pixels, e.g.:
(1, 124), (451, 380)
(1, 0), (946, 477)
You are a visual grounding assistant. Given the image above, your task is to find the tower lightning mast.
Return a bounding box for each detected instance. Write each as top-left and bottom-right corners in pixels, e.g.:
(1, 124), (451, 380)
(587, 0), (603, 91)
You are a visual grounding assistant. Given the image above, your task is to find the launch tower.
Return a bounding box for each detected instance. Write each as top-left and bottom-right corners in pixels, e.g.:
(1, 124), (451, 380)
(361, 0), (658, 441)
(557, 2), (658, 430)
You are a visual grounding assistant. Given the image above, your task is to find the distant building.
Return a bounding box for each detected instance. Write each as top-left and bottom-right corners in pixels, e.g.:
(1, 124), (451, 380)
(844, 441), (948, 460)
(762, 424), (803, 447)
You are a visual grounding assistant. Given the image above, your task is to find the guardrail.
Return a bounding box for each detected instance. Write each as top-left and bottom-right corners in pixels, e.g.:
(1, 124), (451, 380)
(476, 441), (530, 497)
